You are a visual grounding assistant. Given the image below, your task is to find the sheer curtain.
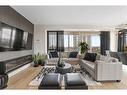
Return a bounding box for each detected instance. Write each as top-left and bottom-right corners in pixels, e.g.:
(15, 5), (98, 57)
(64, 31), (80, 52)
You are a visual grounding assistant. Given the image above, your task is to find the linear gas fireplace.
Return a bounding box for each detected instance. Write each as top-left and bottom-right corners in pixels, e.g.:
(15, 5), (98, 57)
(1, 55), (32, 73)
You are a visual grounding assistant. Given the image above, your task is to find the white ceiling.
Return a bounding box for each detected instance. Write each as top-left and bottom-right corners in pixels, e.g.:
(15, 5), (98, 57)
(12, 6), (127, 26)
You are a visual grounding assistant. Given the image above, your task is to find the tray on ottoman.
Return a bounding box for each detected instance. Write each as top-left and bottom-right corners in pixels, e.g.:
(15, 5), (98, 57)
(64, 73), (88, 89)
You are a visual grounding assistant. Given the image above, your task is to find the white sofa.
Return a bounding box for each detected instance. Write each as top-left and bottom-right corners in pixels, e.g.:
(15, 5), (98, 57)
(80, 55), (122, 81)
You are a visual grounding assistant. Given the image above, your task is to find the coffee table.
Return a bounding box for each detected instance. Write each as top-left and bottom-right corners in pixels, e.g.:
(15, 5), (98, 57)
(55, 62), (72, 74)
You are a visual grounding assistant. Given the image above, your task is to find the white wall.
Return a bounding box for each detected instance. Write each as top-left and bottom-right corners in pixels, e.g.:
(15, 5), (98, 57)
(110, 30), (118, 52)
(34, 24), (118, 54)
(34, 25), (47, 54)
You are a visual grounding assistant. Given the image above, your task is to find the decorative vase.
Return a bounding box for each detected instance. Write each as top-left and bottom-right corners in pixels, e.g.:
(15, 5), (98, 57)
(41, 61), (46, 66)
(33, 61), (39, 67)
(57, 57), (65, 67)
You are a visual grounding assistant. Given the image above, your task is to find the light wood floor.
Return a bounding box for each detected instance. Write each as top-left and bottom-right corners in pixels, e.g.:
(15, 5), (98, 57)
(6, 65), (127, 90)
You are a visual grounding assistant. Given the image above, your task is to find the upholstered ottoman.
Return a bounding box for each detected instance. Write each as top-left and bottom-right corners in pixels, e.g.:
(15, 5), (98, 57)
(64, 73), (88, 89)
(38, 73), (61, 89)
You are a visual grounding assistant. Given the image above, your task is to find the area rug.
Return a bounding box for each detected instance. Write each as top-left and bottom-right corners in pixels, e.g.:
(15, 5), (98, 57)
(29, 66), (102, 86)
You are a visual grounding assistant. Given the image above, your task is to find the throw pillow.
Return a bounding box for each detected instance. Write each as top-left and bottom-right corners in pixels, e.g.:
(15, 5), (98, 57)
(49, 51), (59, 58)
(100, 55), (119, 63)
(83, 53), (97, 62)
(69, 52), (78, 58)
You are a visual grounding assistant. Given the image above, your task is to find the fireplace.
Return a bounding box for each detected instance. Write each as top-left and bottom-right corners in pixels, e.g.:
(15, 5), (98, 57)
(1, 55), (32, 73)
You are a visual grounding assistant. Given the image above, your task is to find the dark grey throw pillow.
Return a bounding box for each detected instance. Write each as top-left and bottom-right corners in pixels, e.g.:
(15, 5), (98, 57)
(83, 53), (97, 62)
(49, 52), (59, 58)
(69, 52), (78, 58)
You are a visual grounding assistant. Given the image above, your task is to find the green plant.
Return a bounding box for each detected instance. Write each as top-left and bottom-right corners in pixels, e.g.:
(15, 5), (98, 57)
(79, 42), (89, 54)
(37, 53), (43, 65)
(32, 54), (37, 63)
(57, 58), (65, 67)
(41, 54), (48, 62)
(32, 53), (48, 66)
(32, 54), (39, 67)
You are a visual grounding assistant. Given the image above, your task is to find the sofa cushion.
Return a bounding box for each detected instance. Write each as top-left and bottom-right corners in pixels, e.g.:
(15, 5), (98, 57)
(82, 60), (95, 70)
(49, 52), (59, 58)
(100, 55), (119, 63)
(61, 52), (68, 58)
(83, 53), (97, 62)
(69, 52), (78, 58)
(109, 52), (120, 61)
(68, 58), (79, 61)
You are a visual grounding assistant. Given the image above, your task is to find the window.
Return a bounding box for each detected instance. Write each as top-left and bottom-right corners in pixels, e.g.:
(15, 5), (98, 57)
(47, 31), (64, 52)
(91, 35), (100, 53)
(47, 31), (100, 53)
(64, 33), (79, 52)
(64, 35), (69, 51)
(48, 32), (57, 50)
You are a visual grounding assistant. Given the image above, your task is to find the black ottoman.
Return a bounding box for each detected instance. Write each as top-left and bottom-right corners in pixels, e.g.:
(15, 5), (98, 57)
(38, 73), (61, 89)
(64, 73), (88, 89)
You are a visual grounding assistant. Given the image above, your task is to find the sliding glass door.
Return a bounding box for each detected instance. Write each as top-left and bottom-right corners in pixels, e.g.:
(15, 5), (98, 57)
(47, 31), (64, 53)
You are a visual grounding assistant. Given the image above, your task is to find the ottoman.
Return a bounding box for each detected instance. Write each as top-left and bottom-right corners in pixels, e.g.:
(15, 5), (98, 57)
(38, 73), (61, 89)
(64, 73), (88, 89)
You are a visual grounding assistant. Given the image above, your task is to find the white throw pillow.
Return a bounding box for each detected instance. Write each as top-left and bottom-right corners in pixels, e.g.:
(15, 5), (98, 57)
(100, 55), (106, 61)
(100, 55), (119, 63)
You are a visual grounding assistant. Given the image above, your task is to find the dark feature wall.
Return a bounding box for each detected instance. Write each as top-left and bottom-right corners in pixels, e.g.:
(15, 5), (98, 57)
(0, 6), (34, 73)
(0, 6), (34, 34)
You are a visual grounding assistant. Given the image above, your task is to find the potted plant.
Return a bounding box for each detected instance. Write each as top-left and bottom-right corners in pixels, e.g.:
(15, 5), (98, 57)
(32, 54), (39, 67)
(57, 58), (65, 67)
(37, 53), (43, 65)
(41, 54), (48, 66)
(79, 42), (89, 54)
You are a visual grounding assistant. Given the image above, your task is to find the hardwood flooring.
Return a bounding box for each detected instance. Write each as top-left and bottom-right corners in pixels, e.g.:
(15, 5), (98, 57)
(6, 65), (127, 90)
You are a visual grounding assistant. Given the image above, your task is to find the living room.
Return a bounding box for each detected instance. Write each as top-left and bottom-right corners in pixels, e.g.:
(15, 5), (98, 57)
(1, 2), (127, 94)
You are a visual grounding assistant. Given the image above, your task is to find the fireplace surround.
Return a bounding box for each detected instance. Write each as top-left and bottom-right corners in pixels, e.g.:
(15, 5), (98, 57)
(0, 55), (32, 73)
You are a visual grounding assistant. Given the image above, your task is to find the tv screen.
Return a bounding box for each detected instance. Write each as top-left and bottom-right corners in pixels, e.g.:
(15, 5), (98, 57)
(22, 32), (28, 49)
(12, 28), (24, 51)
(0, 21), (33, 52)
(26, 33), (33, 50)
(0, 22), (12, 51)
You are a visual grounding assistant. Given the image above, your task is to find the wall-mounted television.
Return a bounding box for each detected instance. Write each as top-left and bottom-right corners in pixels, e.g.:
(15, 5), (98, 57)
(0, 21), (33, 52)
